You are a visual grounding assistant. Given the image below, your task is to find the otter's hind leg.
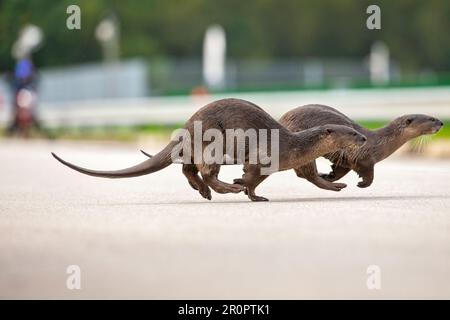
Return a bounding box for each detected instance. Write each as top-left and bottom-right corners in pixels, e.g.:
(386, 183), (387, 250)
(199, 164), (244, 194)
(295, 162), (346, 191)
(319, 163), (351, 182)
(234, 164), (269, 201)
(182, 164), (212, 200)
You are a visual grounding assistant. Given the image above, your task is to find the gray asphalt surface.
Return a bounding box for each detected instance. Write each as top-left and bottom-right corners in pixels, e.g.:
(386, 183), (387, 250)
(1, 139), (449, 299)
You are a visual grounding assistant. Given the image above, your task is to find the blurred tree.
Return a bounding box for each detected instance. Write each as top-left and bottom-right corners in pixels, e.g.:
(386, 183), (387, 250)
(0, 0), (449, 73)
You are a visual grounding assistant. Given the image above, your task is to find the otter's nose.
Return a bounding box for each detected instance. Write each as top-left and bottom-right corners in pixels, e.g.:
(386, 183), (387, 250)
(438, 120), (443, 127)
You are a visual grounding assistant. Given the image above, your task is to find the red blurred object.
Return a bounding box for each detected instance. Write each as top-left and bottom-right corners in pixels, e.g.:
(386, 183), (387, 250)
(191, 86), (210, 96)
(10, 88), (37, 137)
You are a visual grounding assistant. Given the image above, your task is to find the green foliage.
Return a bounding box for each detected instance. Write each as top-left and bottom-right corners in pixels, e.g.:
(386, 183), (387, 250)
(0, 0), (449, 72)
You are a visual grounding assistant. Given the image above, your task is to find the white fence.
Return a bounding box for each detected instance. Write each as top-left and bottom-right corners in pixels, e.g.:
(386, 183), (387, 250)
(1, 86), (447, 127)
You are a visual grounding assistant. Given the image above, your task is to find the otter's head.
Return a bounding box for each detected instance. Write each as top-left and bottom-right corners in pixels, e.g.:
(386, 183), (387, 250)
(318, 124), (367, 150)
(396, 114), (443, 138)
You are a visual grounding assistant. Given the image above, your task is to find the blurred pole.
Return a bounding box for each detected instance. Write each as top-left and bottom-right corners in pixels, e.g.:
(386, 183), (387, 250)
(95, 15), (120, 62)
(370, 41), (390, 85)
(203, 25), (226, 90)
(96, 15), (120, 97)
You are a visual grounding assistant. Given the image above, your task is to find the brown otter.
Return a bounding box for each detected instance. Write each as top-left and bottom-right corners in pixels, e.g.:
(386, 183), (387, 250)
(52, 98), (367, 201)
(279, 104), (443, 189)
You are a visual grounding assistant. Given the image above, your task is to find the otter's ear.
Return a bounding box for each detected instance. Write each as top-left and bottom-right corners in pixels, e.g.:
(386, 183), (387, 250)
(325, 128), (333, 135)
(405, 118), (413, 125)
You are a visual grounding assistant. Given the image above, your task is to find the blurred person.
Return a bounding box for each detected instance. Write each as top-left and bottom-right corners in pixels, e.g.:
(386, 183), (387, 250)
(6, 56), (42, 136)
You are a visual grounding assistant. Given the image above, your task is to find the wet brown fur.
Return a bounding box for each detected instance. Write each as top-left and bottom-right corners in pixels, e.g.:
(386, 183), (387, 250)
(279, 104), (443, 189)
(52, 99), (367, 201)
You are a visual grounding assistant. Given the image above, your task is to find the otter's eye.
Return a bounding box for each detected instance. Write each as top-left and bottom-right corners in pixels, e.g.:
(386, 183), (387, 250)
(405, 118), (412, 125)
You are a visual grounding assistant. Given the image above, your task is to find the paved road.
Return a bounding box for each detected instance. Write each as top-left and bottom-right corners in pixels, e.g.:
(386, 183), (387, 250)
(1, 139), (449, 299)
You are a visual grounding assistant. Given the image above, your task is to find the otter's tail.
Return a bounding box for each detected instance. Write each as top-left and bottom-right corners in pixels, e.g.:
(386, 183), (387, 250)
(140, 149), (187, 164)
(140, 149), (153, 158)
(52, 141), (176, 178)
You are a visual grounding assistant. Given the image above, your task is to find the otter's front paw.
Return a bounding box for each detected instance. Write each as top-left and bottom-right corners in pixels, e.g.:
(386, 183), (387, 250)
(357, 180), (372, 188)
(330, 182), (347, 191)
(249, 195), (269, 202)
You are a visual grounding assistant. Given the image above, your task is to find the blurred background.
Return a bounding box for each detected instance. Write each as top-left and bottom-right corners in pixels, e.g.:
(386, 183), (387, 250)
(0, 0), (449, 153)
(1, 0), (450, 300)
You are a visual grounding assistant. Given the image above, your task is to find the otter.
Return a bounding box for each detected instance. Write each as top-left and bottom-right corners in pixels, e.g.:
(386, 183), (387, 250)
(279, 104), (443, 189)
(52, 98), (367, 201)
